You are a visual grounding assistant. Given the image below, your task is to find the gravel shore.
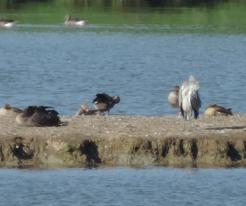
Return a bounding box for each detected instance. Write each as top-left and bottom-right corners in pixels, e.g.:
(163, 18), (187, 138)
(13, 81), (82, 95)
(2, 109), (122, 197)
(0, 114), (246, 168)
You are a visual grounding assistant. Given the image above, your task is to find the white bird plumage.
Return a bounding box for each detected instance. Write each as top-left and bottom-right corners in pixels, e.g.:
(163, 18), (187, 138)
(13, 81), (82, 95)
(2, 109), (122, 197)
(179, 75), (201, 120)
(0, 19), (15, 28)
(64, 15), (87, 27)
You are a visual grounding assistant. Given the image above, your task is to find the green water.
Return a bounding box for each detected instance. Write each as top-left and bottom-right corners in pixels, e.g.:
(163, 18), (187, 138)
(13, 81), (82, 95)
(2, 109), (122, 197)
(0, 0), (246, 33)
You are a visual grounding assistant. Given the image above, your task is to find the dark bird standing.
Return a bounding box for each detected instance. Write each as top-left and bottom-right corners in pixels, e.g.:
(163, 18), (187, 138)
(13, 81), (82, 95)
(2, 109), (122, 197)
(92, 93), (120, 114)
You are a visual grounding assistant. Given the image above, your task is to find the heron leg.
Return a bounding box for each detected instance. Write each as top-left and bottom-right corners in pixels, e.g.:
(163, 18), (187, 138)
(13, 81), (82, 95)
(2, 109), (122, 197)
(194, 110), (199, 119)
(180, 107), (184, 118)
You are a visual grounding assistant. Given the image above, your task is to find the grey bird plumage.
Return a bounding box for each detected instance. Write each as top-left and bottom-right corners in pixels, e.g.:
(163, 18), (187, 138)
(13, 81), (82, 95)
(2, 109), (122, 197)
(179, 75), (201, 120)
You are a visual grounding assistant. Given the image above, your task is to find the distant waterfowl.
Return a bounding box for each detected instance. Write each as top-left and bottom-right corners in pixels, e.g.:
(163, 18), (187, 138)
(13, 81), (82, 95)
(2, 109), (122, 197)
(75, 104), (98, 116)
(64, 15), (87, 27)
(168, 86), (180, 108)
(16, 106), (61, 127)
(179, 75), (201, 120)
(0, 104), (23, 116)
(204, 104), (233, 117)
(93, 93), (120, 114)
(0, 19), (15, 28)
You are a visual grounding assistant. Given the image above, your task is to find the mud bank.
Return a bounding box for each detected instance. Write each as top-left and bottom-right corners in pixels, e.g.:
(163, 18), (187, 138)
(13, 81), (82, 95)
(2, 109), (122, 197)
(0, 114), (246, 168)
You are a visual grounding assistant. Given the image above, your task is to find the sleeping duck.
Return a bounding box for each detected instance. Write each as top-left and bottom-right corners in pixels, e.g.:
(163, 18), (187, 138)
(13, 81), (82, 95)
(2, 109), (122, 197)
(16, 106), (61, 126)
(204, 104), (233, 117)
(0, 104), (23, 117)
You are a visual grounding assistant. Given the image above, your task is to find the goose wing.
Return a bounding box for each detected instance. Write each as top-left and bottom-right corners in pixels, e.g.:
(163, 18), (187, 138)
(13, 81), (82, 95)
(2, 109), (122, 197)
(93, 93), (112, 103)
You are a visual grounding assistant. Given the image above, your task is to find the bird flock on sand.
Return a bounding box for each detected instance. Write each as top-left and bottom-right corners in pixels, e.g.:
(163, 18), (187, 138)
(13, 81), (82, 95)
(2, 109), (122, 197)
(0, 93), (121, 127)
(0, 14), (87, 28)
(168, 75), (233, 120)
(0, 17), (234, 126)
(0, 75), (233, 127)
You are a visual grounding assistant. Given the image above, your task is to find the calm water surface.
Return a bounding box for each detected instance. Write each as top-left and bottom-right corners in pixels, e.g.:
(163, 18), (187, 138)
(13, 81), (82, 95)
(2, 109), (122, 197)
(0, 168), (246, 206)
(0, 25), (245, 115)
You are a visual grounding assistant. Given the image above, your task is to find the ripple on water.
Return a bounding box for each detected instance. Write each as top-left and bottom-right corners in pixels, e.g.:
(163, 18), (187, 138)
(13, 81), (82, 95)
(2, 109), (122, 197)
(0, 168), (246, 206)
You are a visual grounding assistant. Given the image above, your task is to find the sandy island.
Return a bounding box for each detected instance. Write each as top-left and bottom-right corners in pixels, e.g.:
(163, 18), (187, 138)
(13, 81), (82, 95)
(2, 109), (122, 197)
(0, 114), (246, 168)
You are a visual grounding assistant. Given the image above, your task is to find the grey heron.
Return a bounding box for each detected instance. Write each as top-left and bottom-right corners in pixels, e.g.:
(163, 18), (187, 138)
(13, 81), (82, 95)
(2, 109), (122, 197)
(179, 75), (201, 120)
(204, 104), (233, 117)
(93, 93), (120, 115)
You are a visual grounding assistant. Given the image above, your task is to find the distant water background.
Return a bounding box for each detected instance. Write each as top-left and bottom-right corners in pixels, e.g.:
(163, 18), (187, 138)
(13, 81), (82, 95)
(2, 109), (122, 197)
(1, 168), (246, 206)
(0, 0), (246, 115)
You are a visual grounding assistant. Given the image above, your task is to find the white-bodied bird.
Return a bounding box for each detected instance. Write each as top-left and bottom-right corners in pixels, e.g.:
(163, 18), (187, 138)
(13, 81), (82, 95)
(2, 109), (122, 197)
(179, 75), (201, 120)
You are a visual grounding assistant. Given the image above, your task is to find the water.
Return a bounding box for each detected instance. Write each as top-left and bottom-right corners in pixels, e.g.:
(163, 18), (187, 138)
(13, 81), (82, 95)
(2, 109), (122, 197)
(0, 168), (245, 206)
(0, 1), (246, 115)
(0, 24), (246, 115)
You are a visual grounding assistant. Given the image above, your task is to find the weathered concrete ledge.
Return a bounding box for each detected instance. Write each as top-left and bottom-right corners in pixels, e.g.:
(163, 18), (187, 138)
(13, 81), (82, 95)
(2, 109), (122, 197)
(0, 114), (246, 168)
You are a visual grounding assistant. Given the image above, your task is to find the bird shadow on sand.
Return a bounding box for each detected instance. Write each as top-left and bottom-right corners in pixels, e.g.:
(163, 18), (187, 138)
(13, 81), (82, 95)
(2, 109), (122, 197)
(205, 126), (246, 130)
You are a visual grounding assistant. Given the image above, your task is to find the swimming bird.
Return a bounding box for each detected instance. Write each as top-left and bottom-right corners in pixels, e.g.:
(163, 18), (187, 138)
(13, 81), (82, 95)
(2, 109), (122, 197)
(179, 75), (201, 120)
(75, 104), (98, 116)
(64, 15), (87, 27)
(0, 19), (15, 28)
(16, 106), (61, 127)
(204, 104), (233, 117)
(0, 104), (23, 116)
(92, 93), (120, 115)
(168, 86), (180, 108)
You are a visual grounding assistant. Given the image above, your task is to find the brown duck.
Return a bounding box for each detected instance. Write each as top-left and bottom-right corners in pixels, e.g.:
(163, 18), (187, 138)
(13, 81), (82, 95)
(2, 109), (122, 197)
(0, 104), (23, 116)
(75, 104), (98, 116)
(204, 104), (233, 117)
(168, 85), (179, 108)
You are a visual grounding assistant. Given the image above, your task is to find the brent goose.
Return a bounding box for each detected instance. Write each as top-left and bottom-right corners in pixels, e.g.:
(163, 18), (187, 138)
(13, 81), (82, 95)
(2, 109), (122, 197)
(16, 106), (61, 126)
(92, 93), (120, 114)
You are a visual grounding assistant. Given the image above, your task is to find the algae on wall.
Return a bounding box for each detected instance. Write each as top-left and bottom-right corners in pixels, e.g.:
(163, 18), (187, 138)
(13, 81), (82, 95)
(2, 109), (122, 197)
(1, 135), (246, 168)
